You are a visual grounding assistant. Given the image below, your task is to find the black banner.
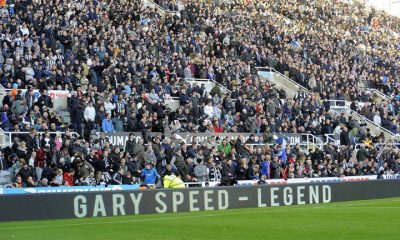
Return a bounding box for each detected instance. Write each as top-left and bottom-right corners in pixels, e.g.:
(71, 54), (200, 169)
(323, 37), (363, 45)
(0, 180), (399, 221)
(103, 132), (312, 148)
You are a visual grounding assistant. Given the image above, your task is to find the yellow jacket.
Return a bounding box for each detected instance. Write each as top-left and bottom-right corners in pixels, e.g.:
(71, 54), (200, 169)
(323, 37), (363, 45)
(163, 175), (185, 189)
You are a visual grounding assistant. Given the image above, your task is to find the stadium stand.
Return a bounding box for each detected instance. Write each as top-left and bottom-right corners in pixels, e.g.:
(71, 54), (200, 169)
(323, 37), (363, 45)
(0, 0), (399, 189)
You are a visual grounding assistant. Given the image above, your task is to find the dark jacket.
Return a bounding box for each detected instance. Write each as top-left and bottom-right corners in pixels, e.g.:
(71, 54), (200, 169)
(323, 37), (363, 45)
(17, 167), (36, 183)
(125, 139), (136, 155)
(236, 165), (249, 180)
(270, 161), (280, 179)
(340, 131), (350, 146)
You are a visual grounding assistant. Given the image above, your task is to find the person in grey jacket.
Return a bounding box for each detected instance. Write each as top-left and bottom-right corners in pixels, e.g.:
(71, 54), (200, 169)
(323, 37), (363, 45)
(194, 159), (208, 182)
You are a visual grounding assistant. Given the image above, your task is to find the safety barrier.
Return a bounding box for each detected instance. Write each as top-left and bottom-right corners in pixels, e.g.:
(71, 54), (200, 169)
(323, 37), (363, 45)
(361, 88), (392, 101)
(143, 0), (180, 18)
(0, 180), (399, 221)
(1, 131), (80, 146)
(185, 78), (231, 95)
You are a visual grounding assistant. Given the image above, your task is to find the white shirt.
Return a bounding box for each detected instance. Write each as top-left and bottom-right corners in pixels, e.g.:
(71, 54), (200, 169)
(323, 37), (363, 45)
(104, 101), (116, 115)
(84, 106), (96, 122)
(373, 115), (381, 126)
(25, 67), (34, 81)
(204, 105), (214, 117)
(20, 27), (30, 36)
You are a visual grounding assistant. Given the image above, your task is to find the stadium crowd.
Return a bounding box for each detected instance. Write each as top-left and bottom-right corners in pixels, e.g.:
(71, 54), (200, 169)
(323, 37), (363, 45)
(0, 0), (400, 188)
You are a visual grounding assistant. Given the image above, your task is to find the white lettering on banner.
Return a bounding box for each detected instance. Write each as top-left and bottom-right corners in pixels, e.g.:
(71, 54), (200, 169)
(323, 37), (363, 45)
(107, 136), (129, 147)
(113, 194), (126, 216)
(103, 132), (312, 148)
(189, 191), (200, 212)
(309, 186), (319, 204)
(257, 185), (332, 207)
(382, 174), (400, 180)
(218, 190), (229, 210)
(283, 187), (293, 205)
(204, 190), (214, 211)
(74, 195), (87, 218)
(288, 137), (301, 145)
(129, 193), (142, 215)
(297, 186), (306, 205)
(93, 195), (106, 217)
(322, 185), (332, 203)
(172, 192), (184, 213)
(257, 188), (267, 207)
(117, 137), (126, 147)
(71, 185), (334, 218)
(270, 187), (280, 206)
(155, 192), (167, 213)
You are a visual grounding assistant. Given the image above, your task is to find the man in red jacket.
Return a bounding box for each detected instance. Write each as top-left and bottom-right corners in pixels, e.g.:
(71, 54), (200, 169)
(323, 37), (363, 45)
(63, 168), (75, 186)
(34, 146), (50, 168)
(212, 120), (223, 133)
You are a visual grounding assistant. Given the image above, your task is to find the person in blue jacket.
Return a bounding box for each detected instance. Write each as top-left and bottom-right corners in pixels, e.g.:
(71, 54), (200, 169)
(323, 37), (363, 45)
(101, 113), (114, 133)
(273, 135), (288, 165)
(141, 163), (159, 185)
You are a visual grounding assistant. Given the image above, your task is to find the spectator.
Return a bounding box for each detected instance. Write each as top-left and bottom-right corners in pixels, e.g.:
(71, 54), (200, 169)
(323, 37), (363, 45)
(112, 167), (125, 185)
(141, 163), (159, 185)
(194, 159), (208, 182)
(0, 0), (399, 190)
(102, 113), (114, 133)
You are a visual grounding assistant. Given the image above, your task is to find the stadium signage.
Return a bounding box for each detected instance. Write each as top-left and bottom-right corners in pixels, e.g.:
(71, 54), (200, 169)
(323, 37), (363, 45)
(382, 174), (400, 180)
(72, 185), (331, 218)
(103, 132), (304, 148)
(1, 180), (400, 221)
(235, 175), (377, 186)
(0, 185), (140, 195)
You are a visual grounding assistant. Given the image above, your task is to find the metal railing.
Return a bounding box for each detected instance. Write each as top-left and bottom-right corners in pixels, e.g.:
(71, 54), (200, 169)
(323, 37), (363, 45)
(349, 110), (396, 138)
(255, 66), (309, 92)
(256, 67), (396, 139)
(361, 88), (392, 101)
(1, 131), (80, 147)
(324, 99), (351, 112)
(0, 128), (9, 147)
(303, 133), (324, 150)
(184, 78), (232, 94)
(257, 71), (298, 99)
(144, 0), (180, 18)
(324, 134), (339, 146)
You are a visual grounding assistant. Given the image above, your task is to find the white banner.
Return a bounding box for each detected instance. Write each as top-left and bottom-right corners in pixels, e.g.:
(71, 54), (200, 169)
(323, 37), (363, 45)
(235, 175), (378, 186)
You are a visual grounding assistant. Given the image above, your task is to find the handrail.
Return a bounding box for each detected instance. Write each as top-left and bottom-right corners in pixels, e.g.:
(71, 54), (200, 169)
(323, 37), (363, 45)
(257, 70), (298, 97)
(143, 0), (167, 17)
(323, 99), (396, 138)
(304, 133), (324, 150)
(349, 110), (396, 137)
(324, 134), (339, 146)
(256, 67), (395, 138)
(354, 142), (399, 149)
(255, 66), (309, 92)
(184, 77), (232, 94)
(361, 88), (392, 101)
(145, 0), (179, 16)
(324, 99), (351, 110)
(2, 131), (80, 146)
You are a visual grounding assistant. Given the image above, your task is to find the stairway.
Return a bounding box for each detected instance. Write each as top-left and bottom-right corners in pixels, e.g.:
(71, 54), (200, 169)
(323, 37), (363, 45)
(258, 68), (308, 99)
(257, 68), (396, 141)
